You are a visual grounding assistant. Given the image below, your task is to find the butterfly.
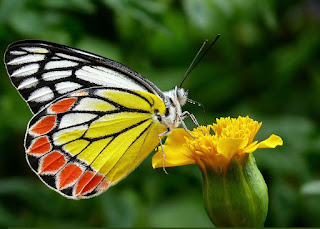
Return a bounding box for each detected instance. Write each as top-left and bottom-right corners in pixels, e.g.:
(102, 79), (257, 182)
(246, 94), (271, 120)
(4, 40), (195, 199)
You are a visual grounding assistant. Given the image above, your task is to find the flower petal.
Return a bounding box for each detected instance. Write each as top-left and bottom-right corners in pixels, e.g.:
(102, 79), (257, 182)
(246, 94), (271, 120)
(243, 134), (283, 154)
(217, 138), (249, 160)
(152, 129), (195, 168)
(257, 134), (283, 149)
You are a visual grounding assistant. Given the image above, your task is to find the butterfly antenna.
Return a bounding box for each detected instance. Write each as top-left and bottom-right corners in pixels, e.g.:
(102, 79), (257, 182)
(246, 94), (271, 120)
(179, 40), (208, 88)
(180, 34), (221, 88)
(187, 98), (208, 125)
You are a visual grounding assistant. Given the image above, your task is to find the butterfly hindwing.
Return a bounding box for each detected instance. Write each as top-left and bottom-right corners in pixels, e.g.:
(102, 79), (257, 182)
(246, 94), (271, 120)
(24, 87), (167, 199)
(4, 40), (164, 114)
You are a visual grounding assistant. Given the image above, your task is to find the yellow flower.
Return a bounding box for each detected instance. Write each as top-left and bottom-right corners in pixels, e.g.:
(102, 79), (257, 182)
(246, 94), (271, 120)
(152, 116), (283, 173)
(152, 116), (283, 226)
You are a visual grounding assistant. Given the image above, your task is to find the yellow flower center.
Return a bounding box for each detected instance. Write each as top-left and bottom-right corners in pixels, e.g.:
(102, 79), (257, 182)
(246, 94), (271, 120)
(184, 116), (262, 173)
(213, 116), (261, 144)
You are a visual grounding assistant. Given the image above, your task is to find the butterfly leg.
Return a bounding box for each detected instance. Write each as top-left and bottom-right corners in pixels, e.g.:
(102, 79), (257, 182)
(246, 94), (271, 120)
(178, 115), (196, 138)
(180, 111), (205, 135)
(158, 129), (170, 175)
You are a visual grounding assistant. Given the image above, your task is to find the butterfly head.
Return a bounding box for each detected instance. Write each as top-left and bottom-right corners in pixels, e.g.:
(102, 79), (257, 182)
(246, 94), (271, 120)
(175, 86), (188, 106)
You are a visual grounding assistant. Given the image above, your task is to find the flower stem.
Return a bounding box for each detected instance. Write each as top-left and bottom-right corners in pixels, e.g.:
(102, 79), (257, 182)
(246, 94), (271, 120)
(202, 154), (268, 227)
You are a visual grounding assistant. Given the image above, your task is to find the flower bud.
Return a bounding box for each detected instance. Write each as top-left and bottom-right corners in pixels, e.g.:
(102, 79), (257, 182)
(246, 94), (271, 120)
(202, 154), (268, 227)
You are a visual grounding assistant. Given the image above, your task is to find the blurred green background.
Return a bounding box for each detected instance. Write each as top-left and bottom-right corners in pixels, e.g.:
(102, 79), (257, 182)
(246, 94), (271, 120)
(0, 0), (319, 227)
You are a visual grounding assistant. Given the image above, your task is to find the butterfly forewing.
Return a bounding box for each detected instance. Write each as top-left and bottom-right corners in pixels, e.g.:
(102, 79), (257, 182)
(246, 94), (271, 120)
(4, 40), (164, 114)
(24, 87), (167, 199)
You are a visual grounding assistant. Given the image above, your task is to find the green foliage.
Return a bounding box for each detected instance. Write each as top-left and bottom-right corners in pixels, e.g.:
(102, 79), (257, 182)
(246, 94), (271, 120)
(0, 0), (319, 227)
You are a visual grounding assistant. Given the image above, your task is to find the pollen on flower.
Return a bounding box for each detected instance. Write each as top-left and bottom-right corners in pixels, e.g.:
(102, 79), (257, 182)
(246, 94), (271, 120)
(213, 116), (262, 142)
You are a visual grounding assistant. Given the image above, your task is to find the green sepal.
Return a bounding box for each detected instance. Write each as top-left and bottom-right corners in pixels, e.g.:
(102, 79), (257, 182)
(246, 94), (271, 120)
(202, 154), (268, 227)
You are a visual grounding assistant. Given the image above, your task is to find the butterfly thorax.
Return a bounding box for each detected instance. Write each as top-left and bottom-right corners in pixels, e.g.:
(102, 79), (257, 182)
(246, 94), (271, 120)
(155, 87), (188, 135)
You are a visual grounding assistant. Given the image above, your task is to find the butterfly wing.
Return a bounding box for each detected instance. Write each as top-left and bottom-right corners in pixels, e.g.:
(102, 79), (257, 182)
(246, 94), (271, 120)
(4, 40), (164, 114)
(25, 87), (167, 199)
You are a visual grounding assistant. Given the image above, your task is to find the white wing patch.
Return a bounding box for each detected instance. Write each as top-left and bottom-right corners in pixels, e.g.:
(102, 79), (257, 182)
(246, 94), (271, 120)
(7, 54), (45, 65)
(59, 113), (97, 129)
(22, 47), (49, 53)
(28, 87), (54, 103)
(73, 98), (115, 111)
(76, 66), (146, 91)
(10, 50), (27, 55)
(45, 60), (78, 70)
(11, 63), (39, 77)
(42, 70), (73, 81)
(55, 82), (82, 94)
(18, 77), (38, 89)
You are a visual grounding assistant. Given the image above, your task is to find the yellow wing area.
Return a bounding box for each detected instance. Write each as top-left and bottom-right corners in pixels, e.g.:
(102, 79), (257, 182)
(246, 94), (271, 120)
(52, 88), (167, 183)
(84, 112), (151, 138)
(106, 120), (166, 183)
(96, 89), (167, 114)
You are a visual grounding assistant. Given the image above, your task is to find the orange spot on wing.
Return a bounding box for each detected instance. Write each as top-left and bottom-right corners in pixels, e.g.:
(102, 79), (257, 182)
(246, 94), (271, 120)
(31, 115), (56, 135)
(58, 164), (82, 190)
(29, 136), (51, 155)
(40, 151), (66, 173)
(75, 171), (95, 195)
(80, 174), (104, 195)
(96, 178), (110, 192)
(50, 98), (77, 113)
